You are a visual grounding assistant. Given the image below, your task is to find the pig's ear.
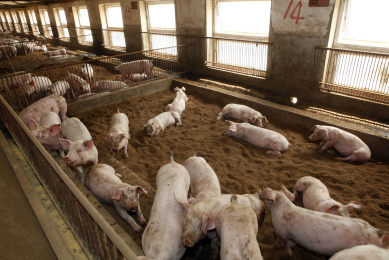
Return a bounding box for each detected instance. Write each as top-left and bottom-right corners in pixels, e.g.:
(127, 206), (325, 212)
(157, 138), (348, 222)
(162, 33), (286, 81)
(325, 205), (340, 215)
(86, 79), (90, 84)
(262, 116), (269, 123)
(319, 128), (328, 138)
(111, 190), (123, 202)
(345, 201), (363, 212)
(182, 87), (186, 92)
(226, 120), (234, 125)
(311, 125), (318, 132)
(59, 138), (71, 150)
(136, 186), (147, 195)
(380, 232), (389, 249)
(249, 116), (257, 124)
(105, 134), (112, 142)
(142, 124), (147, 131)
(202, 213), (215, 235)
(75, 80), (80, 85)
(151, 122), (158, 131)
(29, 80), (35, 86)
(83, 140), (94, 150)
(174, 193), (191, 213)
(49, 124), (61, 136)
(228, 124), (237, 132)
(174, 87), (179, 92)
(30, 118), (39, 130)
(188, 197), (196, 205)
(120, 133), (131, 140)
(281, 186), (295, 201)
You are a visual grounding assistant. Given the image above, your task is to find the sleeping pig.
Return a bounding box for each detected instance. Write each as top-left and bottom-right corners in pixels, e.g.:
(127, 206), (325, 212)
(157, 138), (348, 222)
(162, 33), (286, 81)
(143, 111), (181, 136)
(217, 103), (268, 127)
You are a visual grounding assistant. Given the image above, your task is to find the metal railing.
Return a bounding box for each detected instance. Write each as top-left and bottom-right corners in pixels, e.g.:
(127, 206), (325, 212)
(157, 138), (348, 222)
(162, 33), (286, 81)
(75, 28), (93, 46)
(314, 47), (389, 104)
(102, 29), (125, 52)
(140, 32), (273, 78)
(0, 44), (190, 111)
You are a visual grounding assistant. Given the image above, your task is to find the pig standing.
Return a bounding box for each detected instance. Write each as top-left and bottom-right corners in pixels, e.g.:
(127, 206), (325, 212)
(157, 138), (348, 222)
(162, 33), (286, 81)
(139, 152), (190, 260)
(30, 111), (64, 158)
(65, 72), (91, 95)
(165, 87), (188, 115)
(91, 80), (127, 92)
(293, 176), (363, 217)
(216, 195), (263, 260)
(329, 244), (389, 260)
(59, 117), (98, 185)
(80, 64), (94, 84)
(19, 95), (67, 129)
(4, 72), (33, 88)
(0, 45), (17, 56)
(51, 81), (71, 98)
(185, 153), (221, 205)
(21, 76), (52, 96)
(221, 121), (294, 155)
(42, 48), (66, 57)
(175, 192), (266, 249)
(32, 45), (47, 52)
(115, 59), (154, 82)
(309, 125), (371, 162)
(217, 104), (269, 127)
(105, 109), (131, 159)
(85, 164), (147, 232)
(143, 111), (181, 136)
(260, 187), (389, 257)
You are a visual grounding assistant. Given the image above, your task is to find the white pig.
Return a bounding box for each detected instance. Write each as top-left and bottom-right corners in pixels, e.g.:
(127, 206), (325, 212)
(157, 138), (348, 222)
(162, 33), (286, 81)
(217, 103), (269, 127)
(105, 109), (131, 159)
(42, 48), (66, 57)
(91, 80), (127, 92)
(59, 117), (98, 185)
(165, 87), (188, 115)
(19, 95), (67, 129)
(32, 45), (47, 52)
(51, 81), (71, 97)
(216, 195), (263, 260)
(309, 125), (371, 162)
(80, 63), (94, 84)
(293, 176), (363, 217)
(143, 111), (181, 136)
(175, 192), (266, 249)
(30, 111), (64, 158)
(2, 72), (33, 89)
(130, 73), (147, 82)
(0, 45), (17, 56)
(85, 164), (147, 232)
(185, 152), (221, 205)
(329, 244), (389, 260)
(21, 76), (52, 96)
(115, 60), (154, 82)
(64, 72), (91, 95)
(139, 152), (190, 260)
(260, 186), (389, 257)
(221, 121), (294, 155)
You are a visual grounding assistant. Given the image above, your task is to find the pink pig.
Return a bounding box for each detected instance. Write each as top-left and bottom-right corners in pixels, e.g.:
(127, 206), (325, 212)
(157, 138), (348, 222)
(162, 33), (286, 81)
(217, 103), (269, 127)
(309, 125), (371, 162)
(115, 60), (154, 82)
(91, 80), (127, 92)
(260, 187), (389, 257)
(105, 109), (131, 159)
(330, 244), (389, 260)
(143, 111), (181, 136)
(293, 176), (363, 217)
(80, 64), (94, 84)
(65, 72), (91, 95)
(85, 164), (147, 232)
(221, 121), (294, 155)
(165, 87), (188, 115)
(42, 48), (66, 57)
(21, 76), (52, 96)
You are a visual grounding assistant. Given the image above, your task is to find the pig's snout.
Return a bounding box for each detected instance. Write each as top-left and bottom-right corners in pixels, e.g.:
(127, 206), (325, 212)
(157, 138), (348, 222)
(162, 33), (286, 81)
(183, 239), (194, 248)
(64, 158), (72, 164)
(130, 206), (138, 212)
(308, 135), (314, 141)
(221, 131), (228, 136)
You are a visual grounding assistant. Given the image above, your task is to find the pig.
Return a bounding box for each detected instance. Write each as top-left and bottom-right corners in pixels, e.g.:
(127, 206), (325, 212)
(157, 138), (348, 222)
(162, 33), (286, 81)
(59, 117), (98, 185)
(139, 152), (190, 260)
(21, 76), (52, 96)
(130, 73), (147, 82)
(293, 176), (363, 217)
(0, 78), (11, 97)
(165, 87), (188, 115)
(51, 81), (71, 97)
(221, 121), (294, 155)
(105, 109), (131, 159)
(42, 48), (66, 57)
(4, 72), (33, 88)
(184, 152), (221, 205)
(32, 45), (47, 52)
(259, 186), (389, 257)
(0, 45), (17, 56)
(309, 125), (371, 162)
(85, 164), (147, 232)
(80, 63), (94, 84)
(30, 111), (64, 158)
(216, 195), (263, 260)
(175, 192), (266, 249)
(64, 72), (91, 95)
(217, 103), (269, 127)
(19, 95), (67, 129)
(91, 80), (127, 92)
(329, 244), (389, 260)
(143, 111), (181, 136)
(115, 59), (154, 82)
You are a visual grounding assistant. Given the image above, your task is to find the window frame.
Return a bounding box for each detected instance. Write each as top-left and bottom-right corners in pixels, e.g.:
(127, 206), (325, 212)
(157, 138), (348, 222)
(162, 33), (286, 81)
(75, 6), (91, 29)
(101, 3), (126, 51)
(28, 10), (40, 35)
(73, 6), (93, 45)
(104, 3), (123, 30)
(19, 11), (29, 33)
(54, 8), (70, 39)
(39, 9), (53, 37)
(146, 1), (176, 34)
(10, 11), (21, 33)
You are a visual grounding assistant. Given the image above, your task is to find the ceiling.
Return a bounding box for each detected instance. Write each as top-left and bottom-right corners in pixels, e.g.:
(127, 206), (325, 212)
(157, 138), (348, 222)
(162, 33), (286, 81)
(0, 1), (71, 9)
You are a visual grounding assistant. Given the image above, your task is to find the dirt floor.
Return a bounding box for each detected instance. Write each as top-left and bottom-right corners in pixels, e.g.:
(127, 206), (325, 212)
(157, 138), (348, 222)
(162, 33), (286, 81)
(73, 89), (389, 260)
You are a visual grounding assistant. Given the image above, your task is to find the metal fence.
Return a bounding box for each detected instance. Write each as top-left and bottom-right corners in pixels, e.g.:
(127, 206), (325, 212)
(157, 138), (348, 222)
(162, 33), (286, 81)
(0, 44), (190, 111)
(75, 28), (94, 46)
(140, 32), (273, 78)
(314, 47), (389, 103)
(102, 29), (126, 52)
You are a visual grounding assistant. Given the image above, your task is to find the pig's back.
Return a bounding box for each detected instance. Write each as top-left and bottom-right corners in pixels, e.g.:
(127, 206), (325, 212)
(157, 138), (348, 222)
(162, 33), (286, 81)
(61, 117), (92, 141)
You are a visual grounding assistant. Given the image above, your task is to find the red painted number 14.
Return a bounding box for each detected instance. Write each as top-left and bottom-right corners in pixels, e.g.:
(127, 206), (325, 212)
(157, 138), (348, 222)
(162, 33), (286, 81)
(284, 0), (305, 24)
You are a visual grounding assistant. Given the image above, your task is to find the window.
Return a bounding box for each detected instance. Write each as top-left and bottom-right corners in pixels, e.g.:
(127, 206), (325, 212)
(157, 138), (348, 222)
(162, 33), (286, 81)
(54, 8), (69, 39)
(101, 4), (125, 51)
(5, 12), (14, 31)
(11, 12), (21, 32)
(28, 10), (39, 35)
(74, 6), (93, 45)
(19, 11), (29, 33)
(39, 9), (53, 37)
(0, 12), (7, 30)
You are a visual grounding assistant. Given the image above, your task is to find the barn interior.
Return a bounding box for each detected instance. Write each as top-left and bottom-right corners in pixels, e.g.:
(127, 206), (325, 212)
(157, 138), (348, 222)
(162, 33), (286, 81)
(0, 0), (388, 260)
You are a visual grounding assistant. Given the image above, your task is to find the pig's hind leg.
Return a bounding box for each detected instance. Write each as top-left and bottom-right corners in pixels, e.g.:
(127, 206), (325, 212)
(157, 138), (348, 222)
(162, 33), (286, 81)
(266, 150), (282, 155)
(284, 240), (296, 258)
(122, 141), (129, 159)
(116, 207), (142, 232)
(75, 165), (85, 185)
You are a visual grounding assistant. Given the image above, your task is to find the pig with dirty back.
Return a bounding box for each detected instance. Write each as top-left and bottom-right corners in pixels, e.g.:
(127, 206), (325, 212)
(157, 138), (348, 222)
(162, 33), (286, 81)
(85, 164), (147, 232)
(217, 103), (269, 127)
(293, 176), (363, 217)
(165, 87), (188, 115)
(185, 152), (221, 205)
(143, 111), (181, 136)
(19, 95), (67, 129)
(139, 152), (190, 260)
(329, 244), (389, 260)
(30, 111), (64, 158)
(309, 125), (371, 162)
(260, 186), (389, 257)
(221, 121), (294, 155)
(64, 72), (91, 95)
(115, 59), (154, 82)
(59, 117), (98, 185)
(105, 109), (131, 159)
